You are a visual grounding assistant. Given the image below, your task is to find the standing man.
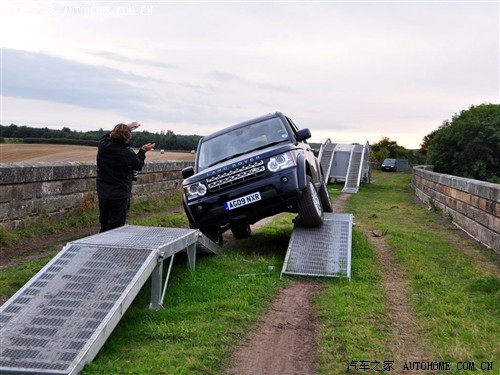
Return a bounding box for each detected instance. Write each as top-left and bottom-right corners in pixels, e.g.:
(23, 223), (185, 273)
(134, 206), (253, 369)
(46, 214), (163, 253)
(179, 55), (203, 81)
(96, 122), (155, 232)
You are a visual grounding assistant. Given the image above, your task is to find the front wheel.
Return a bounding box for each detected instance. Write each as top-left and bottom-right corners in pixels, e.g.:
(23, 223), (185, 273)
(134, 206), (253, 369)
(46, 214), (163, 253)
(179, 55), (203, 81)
(231, 223), (251, 239)
(297, 176), (324, 227)
(201, 226), (223, 247)
(318, 180), (333, 213)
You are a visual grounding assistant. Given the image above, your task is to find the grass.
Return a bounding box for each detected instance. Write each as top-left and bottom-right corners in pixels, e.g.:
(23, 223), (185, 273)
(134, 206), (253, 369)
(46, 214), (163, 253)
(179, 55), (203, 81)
(1, 171), (498, 374)
(338, 170), (499, 370)
(315, 230), (392, 374)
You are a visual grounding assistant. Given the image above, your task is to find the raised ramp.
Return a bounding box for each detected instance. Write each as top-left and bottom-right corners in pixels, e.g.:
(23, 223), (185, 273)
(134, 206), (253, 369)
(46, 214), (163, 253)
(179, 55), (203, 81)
(0, 225), (220, 375)
(281, 213), (353, 280)
(318, 139), (336, 182)
(342, 144), (364, 194)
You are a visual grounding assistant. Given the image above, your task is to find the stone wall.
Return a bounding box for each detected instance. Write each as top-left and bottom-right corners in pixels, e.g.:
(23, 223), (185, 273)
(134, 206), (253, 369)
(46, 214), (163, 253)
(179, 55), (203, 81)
(412, 166), (499, 251)
(0, 160), (193, 230)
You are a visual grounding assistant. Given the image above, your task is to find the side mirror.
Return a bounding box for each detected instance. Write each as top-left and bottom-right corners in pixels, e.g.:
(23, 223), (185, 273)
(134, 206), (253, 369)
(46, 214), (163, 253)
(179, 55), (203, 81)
(182, 166), (195, 179)
(296, 128), (311, 142)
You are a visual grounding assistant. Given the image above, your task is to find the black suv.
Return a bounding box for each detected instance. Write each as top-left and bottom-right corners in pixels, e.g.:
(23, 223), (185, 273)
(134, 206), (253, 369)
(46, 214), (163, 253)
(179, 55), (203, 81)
(181, 112), (333, 245)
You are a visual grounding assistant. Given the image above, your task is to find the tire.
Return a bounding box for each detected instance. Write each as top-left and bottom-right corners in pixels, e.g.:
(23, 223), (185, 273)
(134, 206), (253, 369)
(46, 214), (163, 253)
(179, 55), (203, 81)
(201, 226), (223, 247)
(297, 176), (324, 227)
(231, 223), (251, 239)
(319, 180), (333, 213)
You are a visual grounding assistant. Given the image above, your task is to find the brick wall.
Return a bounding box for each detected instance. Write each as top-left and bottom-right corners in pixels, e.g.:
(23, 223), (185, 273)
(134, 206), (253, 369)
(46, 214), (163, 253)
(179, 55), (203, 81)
(412, 166), (499, 251)
(0, 161), (193, 230)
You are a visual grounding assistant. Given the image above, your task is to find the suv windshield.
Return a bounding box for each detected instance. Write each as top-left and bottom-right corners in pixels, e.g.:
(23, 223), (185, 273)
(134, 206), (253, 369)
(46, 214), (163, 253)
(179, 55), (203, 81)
(197, 117), (290, 170)
(383, 158), (396, 166)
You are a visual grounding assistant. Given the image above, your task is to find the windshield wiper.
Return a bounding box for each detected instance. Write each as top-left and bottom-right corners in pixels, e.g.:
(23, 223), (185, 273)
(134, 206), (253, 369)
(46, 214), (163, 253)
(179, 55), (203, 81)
(246, 140), (288, 153)
(207, 151), (249, 168)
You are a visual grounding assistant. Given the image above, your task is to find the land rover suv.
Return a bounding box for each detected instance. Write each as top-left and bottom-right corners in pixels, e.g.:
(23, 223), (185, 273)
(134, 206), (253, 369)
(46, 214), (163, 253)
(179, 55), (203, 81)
(181, 112), (333, 245)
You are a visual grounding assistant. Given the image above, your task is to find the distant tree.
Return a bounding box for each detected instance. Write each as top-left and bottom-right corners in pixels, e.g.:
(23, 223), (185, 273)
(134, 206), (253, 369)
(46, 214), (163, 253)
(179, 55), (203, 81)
(370, 136), (410, 163)
(420, 128), (439, 157)
(427, 103), (500, 183)
(0, 124), (202, 151)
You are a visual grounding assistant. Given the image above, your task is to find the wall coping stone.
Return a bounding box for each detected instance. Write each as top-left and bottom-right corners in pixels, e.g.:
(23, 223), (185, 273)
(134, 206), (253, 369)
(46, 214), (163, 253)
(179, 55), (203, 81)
(413, 166), (499, 202)
(0, 160), (194, 185)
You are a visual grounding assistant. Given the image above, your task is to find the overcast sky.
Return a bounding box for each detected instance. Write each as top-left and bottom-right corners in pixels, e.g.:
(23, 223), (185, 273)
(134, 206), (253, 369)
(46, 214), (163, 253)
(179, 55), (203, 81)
(1, 0), (498, 149)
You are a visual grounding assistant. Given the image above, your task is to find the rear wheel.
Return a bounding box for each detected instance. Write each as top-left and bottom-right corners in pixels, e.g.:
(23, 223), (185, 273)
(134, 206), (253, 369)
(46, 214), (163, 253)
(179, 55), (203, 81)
(297, 176), (324, 227)
(231, 223), (251, 239)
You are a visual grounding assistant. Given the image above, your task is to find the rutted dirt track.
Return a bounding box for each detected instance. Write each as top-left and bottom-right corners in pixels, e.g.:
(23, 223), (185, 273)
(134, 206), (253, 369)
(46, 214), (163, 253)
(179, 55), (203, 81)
(225, 281), (322, 375)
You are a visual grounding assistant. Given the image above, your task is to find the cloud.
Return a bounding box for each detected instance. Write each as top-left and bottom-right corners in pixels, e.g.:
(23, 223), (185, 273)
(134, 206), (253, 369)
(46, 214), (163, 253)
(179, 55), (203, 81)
(92, 51), (178, 70)
(2, 48), (155, 112)
(208, 70), (293, 93)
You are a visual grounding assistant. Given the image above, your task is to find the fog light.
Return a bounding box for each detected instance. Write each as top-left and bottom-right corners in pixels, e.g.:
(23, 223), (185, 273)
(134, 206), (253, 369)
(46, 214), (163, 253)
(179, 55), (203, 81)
(281, 176), (288, 183)
(196, 205), (203, 213)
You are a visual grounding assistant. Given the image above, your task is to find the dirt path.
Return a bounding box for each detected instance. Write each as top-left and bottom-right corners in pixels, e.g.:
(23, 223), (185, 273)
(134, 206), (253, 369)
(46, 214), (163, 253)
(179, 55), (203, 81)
(225, 280), (322, 375)
(367, 234), (433, 368)
(224, 192), (352, 375)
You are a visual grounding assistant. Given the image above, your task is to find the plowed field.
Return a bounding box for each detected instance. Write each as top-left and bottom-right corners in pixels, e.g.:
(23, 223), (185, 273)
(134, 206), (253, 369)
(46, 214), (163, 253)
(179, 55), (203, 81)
(0, 144), (195, 163)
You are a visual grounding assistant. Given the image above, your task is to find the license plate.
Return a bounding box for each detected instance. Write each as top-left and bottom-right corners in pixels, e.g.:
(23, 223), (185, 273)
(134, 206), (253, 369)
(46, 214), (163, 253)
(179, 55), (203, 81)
(224, 192), (262, 211)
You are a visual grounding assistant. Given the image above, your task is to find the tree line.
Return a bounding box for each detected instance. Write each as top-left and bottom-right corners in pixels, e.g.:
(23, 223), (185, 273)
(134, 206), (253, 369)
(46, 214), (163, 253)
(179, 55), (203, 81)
(370, 103), (499, 183)
(424, 103), (499, 184)
(0, 124), (202, 152)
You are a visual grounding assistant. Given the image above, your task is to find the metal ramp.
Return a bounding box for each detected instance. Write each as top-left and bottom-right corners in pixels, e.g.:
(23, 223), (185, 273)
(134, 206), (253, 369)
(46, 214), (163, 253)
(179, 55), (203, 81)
(281, 213), (353, 280)
(342, 141), (370, 194)
(319, 139), (370, 192)
(318, 138), (336, 183)
(342, 144), (364, 194)
(0, 225), (221, 375)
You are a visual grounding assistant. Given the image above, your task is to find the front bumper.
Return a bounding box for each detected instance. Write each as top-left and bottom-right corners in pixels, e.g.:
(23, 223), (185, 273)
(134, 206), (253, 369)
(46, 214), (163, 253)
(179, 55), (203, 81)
(184, 168), (301, 229)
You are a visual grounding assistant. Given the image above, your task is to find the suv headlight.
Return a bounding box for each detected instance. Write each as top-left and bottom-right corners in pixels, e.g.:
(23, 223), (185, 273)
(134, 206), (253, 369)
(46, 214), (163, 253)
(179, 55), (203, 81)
(185, 181), (207, 200)
(267, 152), (296, 172)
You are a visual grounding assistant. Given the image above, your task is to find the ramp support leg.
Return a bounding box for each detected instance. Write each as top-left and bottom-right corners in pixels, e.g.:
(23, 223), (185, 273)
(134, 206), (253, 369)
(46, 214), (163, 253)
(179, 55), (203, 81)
(149, 256), (164, 310)
(149, 252), (176, 310)
(148, 241), (198, 310)
(187, 243), (196, 270)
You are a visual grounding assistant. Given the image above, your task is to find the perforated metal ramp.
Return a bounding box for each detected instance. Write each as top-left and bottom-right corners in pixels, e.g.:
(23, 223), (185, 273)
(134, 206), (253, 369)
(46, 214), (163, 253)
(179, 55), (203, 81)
(0, 225), (220, 375)
(342, 144), (363, 194)
(281, 213), (353, 280)
(318, 139), (336, 182)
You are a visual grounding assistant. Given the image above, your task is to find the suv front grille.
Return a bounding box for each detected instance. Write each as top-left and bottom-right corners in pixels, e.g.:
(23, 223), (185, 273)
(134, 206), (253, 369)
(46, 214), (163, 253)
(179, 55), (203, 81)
(206, 160), (265, 191)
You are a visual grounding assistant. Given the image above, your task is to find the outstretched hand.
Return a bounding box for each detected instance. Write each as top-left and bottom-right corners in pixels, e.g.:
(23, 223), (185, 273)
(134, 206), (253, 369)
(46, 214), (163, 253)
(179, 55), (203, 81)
(127, 122), (141, 131)
(141, 143), (156, 152)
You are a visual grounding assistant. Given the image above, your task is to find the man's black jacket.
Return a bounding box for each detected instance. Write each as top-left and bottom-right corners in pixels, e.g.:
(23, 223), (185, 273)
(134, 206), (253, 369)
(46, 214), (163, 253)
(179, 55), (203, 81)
(96, 132), (146, 200)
